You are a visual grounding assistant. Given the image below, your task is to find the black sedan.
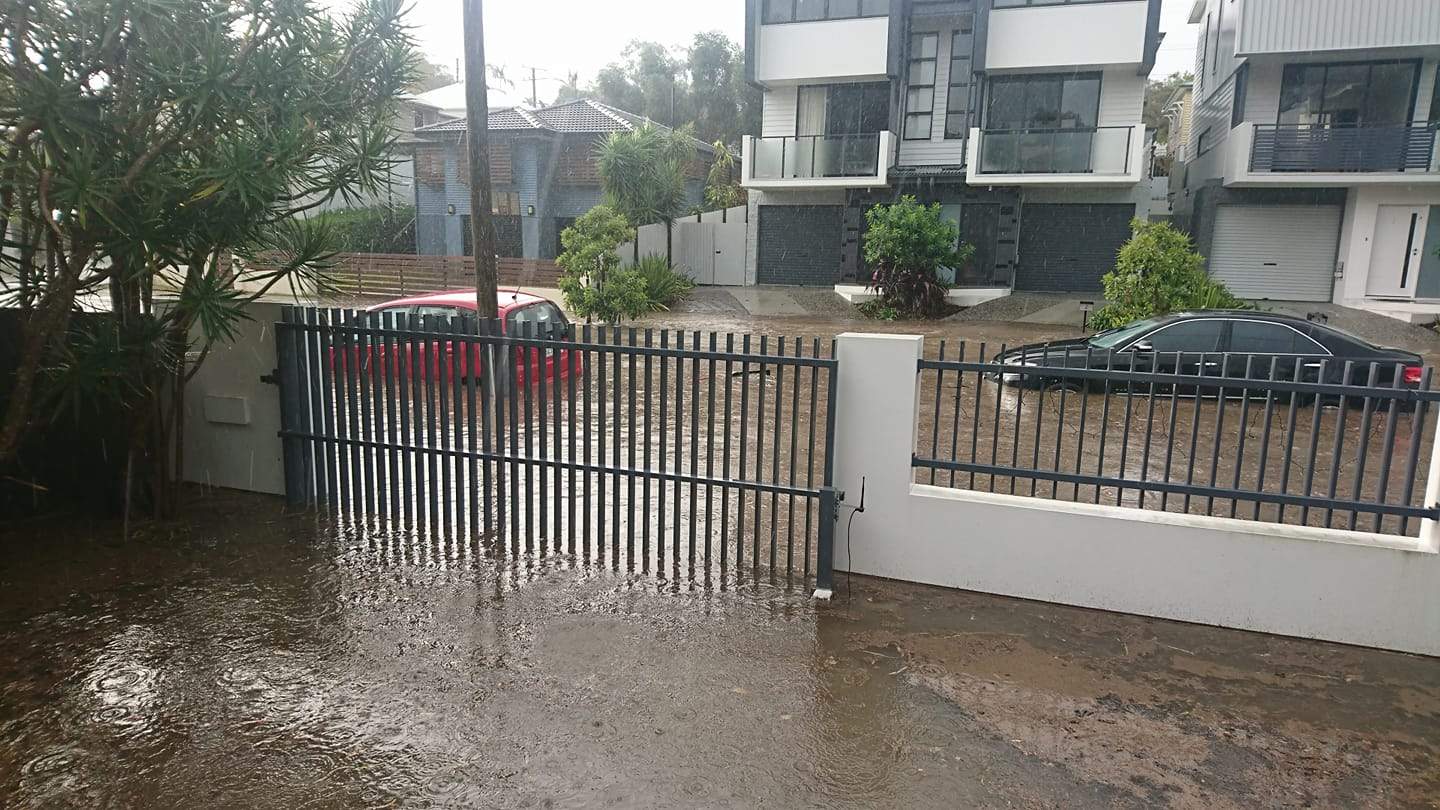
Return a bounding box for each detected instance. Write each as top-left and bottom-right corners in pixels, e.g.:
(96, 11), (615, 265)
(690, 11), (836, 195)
(992, 311), (1425, 394)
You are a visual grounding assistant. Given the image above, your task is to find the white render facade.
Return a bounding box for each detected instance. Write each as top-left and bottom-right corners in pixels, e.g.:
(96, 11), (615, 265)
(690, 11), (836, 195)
(740, 0), (1162, 294)
(1172, 0), (1440, 320)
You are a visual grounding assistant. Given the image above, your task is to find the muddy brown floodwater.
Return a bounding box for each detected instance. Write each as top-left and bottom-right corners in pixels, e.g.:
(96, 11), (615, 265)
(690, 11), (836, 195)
(2, 490), (1438, 809)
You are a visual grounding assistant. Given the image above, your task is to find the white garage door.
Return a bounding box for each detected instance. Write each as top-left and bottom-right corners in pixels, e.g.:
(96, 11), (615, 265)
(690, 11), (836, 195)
(1209, 205), (1342, 302)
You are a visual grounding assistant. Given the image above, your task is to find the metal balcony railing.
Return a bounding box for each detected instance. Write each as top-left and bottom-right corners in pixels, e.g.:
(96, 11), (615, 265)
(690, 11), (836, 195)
(749, 133), (884, 180)
(975, 126), (1133, 175)
(1249, 123), (1439, 174)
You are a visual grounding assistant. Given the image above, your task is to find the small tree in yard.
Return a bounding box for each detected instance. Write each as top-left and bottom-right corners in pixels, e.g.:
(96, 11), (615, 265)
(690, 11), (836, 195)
(702, 141), (745, 211)
(556, 206), (649, 324)
(863, 196), (974, 318)
(1090, 220), (1250, 330)
(0, 0), (416, 517)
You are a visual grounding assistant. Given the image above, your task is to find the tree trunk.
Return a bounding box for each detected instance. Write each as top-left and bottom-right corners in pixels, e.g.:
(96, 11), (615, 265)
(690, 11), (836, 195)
(0, 260), (86, 464)
(664, 218), (673, 268)
(462, 0), (499, 320)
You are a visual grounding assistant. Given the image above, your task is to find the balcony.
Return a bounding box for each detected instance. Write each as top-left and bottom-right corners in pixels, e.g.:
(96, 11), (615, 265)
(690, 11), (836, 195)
(965, 125), (1145, 185)
(1224, 122), (1440, 187)
(740, 132), (896, 190)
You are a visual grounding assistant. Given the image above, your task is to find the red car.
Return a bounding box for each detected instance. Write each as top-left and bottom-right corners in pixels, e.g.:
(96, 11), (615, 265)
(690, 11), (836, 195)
(330, 289), (583, 387)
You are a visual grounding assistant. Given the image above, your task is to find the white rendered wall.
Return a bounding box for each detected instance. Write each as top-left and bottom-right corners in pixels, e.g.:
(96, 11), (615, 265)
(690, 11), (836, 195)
(756, 18), (890, 84)
(831, 333), (1440, 656)
(985, 2), (1147, 71)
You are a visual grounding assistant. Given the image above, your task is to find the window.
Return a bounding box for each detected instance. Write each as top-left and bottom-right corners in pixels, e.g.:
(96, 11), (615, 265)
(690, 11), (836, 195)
(1229, 322), (1324, 354)
(1212, 0), (1222, 78)
(1197, 16), (1209, 88)
(763, 0), (888, 23)
(824, 82), (889, 135)
(1230, 63), (1248, 128)
(1139, 320), (1225, 354)
(992, 0), (1136, 6)
(944, 26), (974, 139)
(1278, 60), (1421, 127)
(414, 305), (462, 323)
(904, 33), (939, 140)
(985, 72), (1101, 130)
(1432, 65), (1440, 126)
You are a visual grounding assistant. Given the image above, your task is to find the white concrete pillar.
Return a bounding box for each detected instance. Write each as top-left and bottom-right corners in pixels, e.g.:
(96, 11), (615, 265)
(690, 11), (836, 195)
(831, 333), (924, 572)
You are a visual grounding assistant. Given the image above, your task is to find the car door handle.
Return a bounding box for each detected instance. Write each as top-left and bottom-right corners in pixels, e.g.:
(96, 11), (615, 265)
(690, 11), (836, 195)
(1302, 362), (1324, 369)
(1202, 362), (1220, 368)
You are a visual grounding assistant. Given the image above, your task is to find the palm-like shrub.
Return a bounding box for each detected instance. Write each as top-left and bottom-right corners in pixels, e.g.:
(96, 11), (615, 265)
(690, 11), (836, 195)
(634, 254), (695, 311)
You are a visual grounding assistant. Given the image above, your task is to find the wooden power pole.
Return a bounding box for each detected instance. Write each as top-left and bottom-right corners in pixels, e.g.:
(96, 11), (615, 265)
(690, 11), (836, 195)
(462, 0), (499, 319)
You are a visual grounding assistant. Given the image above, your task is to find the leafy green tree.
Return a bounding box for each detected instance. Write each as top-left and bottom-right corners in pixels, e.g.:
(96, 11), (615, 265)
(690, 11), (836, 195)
(555, 205), (648, 323)
(1144, 71), (1193, 144)
(580, 33), (756, 146)
(0, 0), (415, 514)
(862, 197), (973, 318)
(1090, 220), (1249, 330)
(596, 123), (697, 267)
(703, 142), (745, 211)
(318, 205), (417, 254)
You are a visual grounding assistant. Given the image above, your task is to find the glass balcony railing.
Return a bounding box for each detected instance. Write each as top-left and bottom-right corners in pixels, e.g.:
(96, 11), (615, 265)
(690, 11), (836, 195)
(1249, 123), (1439, 174)
(975, 126), (1134, 175)
(749, 133), (884, 180)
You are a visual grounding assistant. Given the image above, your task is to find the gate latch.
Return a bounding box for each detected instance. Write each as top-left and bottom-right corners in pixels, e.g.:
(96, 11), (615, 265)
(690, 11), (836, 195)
(260, 368), (280, 386)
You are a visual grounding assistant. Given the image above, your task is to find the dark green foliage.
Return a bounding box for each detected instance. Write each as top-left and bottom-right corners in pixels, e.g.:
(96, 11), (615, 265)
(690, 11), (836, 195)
(316, 205), (417, 254)
(633, 254), (695, 311)
(557, 206), (646, 323)
(862, 196), (974, 318)
(1090, 220), (1251, 330)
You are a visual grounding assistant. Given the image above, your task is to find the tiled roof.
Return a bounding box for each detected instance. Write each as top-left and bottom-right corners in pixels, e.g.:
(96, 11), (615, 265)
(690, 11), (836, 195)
(414, 99), (711, 151)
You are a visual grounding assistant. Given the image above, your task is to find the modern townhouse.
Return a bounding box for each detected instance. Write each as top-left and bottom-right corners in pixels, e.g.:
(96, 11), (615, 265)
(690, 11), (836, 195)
(740, 0), (1163, 298)
(1172, 0), (1440, 321)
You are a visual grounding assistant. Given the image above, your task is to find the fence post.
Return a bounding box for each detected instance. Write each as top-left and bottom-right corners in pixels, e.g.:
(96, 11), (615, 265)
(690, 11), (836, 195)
(815, 486), (839, 599)
(1418, 411), (1440, 553)
(276, 306), (307, 508)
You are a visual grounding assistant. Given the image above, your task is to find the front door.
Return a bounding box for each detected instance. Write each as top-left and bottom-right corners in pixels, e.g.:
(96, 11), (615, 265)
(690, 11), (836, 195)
(1367, 205), (1429, 298)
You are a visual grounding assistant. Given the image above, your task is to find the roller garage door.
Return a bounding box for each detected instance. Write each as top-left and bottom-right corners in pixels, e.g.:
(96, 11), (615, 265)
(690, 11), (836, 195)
(757, 205), (844, 286)
(1209, 205), (1341, 302)
(1015, 204), (1134, 292)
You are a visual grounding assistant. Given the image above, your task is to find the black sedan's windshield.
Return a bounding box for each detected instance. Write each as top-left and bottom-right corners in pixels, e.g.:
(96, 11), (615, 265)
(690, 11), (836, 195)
(1088, 317), (1166, 349)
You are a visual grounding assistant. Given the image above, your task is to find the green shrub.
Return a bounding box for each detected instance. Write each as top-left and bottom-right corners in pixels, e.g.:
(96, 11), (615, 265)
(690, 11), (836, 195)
(862, 196), (973, 318)
(559, 268), (651, 323)
(316, 205), (416, 253)
(633, 254), (695, 311)
(1090, 220), (1251, 331)
(556, 206), (644, 323)
(856, 299), (900, 322)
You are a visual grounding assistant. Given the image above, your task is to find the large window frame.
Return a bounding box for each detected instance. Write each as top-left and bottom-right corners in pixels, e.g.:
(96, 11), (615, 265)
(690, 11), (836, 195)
(763, 0), (889, 24)
(984, 71), (1103, 132)
(903, 32), (939, 141)
(943, 26), (974, 140)
(1276, 59), (1423, 128)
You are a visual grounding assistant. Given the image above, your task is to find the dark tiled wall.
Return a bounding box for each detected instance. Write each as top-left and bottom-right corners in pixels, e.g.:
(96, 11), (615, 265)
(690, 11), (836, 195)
(757, 205), (845, 286)
(1014, 203), (1136, 293)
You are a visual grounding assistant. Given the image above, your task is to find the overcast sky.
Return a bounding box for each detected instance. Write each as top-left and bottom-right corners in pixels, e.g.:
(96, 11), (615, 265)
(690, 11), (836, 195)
(405, 0), (1199, 107)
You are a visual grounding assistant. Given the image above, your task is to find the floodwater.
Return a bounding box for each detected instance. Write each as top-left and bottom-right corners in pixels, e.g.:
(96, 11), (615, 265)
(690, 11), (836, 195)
(2, 491), (1438, 808)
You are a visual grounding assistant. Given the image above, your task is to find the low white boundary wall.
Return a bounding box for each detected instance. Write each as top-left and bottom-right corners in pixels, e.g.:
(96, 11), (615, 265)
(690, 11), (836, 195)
(831, 333), (1440, 657)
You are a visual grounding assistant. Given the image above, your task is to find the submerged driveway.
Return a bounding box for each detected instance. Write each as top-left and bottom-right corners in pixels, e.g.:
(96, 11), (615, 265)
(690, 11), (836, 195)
(1, 492), (1437, 808)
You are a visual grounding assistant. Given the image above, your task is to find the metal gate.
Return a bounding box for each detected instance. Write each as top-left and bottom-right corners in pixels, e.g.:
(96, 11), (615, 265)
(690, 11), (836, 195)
(273, 306), (839, 591)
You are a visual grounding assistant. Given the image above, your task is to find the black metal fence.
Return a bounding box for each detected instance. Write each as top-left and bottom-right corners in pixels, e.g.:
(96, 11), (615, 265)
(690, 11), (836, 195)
(274, 306), (839, 589)
(1250, 122), (1437, 174)
(914, 342), (1440, 537)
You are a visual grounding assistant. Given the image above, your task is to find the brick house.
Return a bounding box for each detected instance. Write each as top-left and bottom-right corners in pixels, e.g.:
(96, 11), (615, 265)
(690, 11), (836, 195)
(410, 99), (710, 261)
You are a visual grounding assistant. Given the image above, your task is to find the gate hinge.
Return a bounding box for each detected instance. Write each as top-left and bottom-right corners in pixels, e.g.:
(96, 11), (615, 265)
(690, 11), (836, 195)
(260, 369), (280, 386)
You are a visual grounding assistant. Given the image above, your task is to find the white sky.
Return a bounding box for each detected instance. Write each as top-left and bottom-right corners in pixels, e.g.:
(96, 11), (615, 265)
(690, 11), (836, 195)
(405, 0), (1199, 107)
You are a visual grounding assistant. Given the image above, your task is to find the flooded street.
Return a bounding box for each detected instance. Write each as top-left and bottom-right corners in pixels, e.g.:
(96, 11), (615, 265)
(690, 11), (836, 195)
(2, 491), (1438, 808)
